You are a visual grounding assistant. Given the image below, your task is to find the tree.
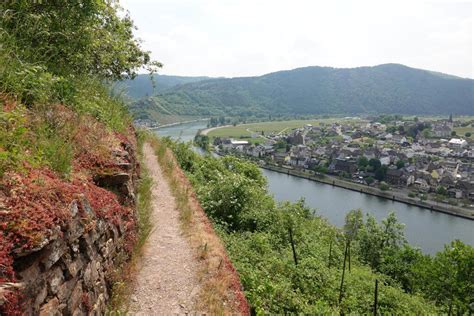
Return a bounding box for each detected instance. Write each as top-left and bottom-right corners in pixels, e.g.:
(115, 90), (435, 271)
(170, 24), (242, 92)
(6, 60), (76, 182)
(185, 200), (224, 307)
(194, 135), (209, 151)
(465, 132), (471, 138)
(379, 182), (390, 191)
(381, 212), (406, 249)
(366, 176), (374, 185)
(0, 1), (160, 80)
(358, 156), (369, 168)
(358, 212), (406, 271)
(436, 186), (447, 196)
(422, 128), (431, 138)
(209, 117), (219, 127)
(313, 165), (328, 174)
(369, 158), (382, 170)
(414, 240), (474, 313)
(218, 116), (226, 125)
(379, 244), (424, 293)
(451, 131), (457, 137)
(396, 160), (405, 169)
(344, 209), (363, 241)
(358, 214), (385, 269)
(374, 165), (388, 181)
(386, 126), (397, 133)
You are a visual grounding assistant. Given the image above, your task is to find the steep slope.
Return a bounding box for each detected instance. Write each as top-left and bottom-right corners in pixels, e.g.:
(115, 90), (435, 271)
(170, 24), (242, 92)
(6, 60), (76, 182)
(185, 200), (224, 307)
(0, 2), (157, 314)
(130, 64), (474, 118)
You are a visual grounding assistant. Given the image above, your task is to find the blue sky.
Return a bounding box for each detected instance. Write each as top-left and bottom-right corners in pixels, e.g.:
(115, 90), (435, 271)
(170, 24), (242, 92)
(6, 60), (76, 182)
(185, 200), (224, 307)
(121, 0), (473, 78)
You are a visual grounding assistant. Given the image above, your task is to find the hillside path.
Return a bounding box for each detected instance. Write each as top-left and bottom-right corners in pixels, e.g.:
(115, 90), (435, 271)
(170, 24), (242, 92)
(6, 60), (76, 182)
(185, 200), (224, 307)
(128, 143), (202, 315)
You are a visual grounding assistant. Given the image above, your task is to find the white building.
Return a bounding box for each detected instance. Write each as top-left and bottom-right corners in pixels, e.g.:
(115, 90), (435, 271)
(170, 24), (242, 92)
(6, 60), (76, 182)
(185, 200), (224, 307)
(448, 138), (468, 149)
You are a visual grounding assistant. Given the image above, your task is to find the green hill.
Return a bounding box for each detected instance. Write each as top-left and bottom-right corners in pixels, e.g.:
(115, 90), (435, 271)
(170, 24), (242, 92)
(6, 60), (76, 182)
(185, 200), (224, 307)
(119, 74), (211, 99)
(130, 64), (474, 119)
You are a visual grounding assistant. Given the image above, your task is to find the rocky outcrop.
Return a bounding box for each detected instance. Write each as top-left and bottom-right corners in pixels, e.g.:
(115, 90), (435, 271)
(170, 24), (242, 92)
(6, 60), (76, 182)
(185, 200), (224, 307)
(93, 141), (140, 206)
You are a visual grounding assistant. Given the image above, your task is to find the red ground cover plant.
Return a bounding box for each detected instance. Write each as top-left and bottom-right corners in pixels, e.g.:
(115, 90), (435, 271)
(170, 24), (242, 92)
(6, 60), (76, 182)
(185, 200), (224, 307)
(0, 106), (138, 314)
(0, 234), (22, 316)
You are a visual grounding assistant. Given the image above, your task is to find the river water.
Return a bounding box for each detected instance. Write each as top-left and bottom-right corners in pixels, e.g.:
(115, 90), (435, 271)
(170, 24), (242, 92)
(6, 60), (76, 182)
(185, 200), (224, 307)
(154, 121), (474, 254)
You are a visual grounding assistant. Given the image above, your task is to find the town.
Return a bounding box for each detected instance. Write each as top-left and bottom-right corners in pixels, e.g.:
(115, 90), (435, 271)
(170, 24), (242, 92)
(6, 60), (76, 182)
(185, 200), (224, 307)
(209, 116), (474, 207)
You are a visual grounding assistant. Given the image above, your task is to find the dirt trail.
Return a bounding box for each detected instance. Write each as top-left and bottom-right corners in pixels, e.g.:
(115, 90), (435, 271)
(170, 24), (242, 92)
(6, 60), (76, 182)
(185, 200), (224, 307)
(128, 143), (202, 315)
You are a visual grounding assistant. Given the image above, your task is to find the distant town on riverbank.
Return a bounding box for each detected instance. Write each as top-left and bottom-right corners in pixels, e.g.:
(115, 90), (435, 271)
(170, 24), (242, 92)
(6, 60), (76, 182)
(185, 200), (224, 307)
(197, 115), (474, 211)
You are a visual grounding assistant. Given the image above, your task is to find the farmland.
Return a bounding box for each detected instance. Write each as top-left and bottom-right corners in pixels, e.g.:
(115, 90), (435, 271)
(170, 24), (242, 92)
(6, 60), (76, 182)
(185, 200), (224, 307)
(206, 118), (363, 142)
(454, 125), (474, 139)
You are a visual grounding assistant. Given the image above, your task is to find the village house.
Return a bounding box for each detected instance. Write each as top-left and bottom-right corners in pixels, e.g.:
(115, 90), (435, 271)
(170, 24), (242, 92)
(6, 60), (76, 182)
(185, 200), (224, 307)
(448, 138), (468, 149)
(414, 178), (430, 192)
(385, 167), (414, 187)
(329, 157), (357, 175)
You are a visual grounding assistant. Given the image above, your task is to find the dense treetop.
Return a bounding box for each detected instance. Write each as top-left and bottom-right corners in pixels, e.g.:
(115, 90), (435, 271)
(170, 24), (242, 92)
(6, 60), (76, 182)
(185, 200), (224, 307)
(0, 0), (159, 81)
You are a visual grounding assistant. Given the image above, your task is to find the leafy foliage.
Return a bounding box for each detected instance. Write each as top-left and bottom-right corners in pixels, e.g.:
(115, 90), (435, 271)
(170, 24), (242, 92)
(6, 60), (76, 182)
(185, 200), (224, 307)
(167, 141), (451, 314)
(0, 0), (159, 124)
(413, 240), (474, 314)
(0, 1), (158, 81)
(0, 0), (159, 175)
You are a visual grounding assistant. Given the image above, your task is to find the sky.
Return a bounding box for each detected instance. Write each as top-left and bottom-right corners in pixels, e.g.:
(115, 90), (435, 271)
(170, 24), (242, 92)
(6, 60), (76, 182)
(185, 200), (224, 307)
(120, 0), (473, 79)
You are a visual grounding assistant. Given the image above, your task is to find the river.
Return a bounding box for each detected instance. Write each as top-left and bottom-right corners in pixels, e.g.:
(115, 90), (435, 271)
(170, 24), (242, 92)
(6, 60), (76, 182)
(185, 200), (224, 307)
(152, 120), (206, 143)
(154, 121), (474, 254)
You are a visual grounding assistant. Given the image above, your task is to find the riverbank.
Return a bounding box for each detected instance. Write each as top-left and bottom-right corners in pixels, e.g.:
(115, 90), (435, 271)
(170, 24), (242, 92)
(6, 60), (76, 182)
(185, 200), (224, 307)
(199, 124), (232, 136)
(260, 164), (474, 220)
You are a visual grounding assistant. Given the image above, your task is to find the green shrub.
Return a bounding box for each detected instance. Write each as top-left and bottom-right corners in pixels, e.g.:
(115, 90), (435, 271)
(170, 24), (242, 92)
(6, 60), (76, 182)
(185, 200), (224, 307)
(167, 141), (439, 314)
(36, 124), (74, 177)
(0, 105), (32, 176)
(379, 182), (390, 191)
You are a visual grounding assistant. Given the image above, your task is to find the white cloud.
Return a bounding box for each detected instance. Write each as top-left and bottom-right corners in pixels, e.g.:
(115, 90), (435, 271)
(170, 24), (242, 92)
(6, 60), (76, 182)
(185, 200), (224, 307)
(121, 0), (473, 78)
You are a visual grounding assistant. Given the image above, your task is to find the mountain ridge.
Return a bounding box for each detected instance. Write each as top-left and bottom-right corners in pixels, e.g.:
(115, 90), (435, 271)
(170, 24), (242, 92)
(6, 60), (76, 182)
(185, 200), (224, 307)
(129, 64), (474, 120)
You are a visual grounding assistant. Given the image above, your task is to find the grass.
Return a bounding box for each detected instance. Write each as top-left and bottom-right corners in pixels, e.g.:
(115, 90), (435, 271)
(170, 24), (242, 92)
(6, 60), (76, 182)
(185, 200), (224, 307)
(148, 136), (195, 229)
(108, 131), (154, 312)
(134, 168), (153, 248)
(454, 125), (474, 139)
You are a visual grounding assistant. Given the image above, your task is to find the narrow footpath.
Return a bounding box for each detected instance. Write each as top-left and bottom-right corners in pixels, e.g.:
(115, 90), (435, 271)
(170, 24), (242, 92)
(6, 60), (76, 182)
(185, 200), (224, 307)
(128, 143), (202, 314)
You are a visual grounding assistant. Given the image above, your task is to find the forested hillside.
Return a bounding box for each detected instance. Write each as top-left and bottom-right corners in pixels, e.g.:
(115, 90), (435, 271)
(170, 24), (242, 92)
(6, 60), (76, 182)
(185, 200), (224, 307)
(119, 74), (210, 99)
(130, 64), (474, 119)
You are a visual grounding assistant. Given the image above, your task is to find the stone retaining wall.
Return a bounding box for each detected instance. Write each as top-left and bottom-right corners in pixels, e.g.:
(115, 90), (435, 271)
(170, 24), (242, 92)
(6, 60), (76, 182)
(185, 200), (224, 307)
(8, 139), (139, 315)
(16, 196), (128, 315)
